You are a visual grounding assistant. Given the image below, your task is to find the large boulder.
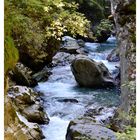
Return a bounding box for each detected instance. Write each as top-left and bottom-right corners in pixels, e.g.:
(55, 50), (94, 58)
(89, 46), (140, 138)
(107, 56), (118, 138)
(8, 86), (49, 124)
(71, 56), (115, 88)
(10, 63), (37, 87)
(17, 37), (60, 72)
(66, 117), (116, 140)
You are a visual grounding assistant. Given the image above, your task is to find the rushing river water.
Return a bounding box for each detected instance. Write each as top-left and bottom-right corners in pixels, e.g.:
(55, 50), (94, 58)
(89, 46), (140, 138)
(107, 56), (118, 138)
(35, 36), (120, 140)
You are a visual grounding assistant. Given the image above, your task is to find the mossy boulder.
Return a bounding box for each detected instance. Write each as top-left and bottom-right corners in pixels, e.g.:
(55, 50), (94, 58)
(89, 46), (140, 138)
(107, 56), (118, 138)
(66, 117), (116, 140)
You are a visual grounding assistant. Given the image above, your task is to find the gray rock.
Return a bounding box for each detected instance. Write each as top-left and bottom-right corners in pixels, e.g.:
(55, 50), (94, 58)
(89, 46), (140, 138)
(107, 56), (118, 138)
(52, 52), (76, 66)
(77, 39), (85, 47)
(10, 62), (37, 87)
(66, 117), (116, 140)
(61, 38), (81, 54)
(71, 56), (115, 88)
(8, 86), (49, 125)
(22, 104), (49, 124)
(5, 96), (45, 140)
(62, 36), (76, 41)
(32, 66), (52, 82)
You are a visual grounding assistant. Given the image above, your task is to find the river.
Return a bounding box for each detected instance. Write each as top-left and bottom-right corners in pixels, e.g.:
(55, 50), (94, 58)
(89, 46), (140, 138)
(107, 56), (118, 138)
(35, 36), (120, 140)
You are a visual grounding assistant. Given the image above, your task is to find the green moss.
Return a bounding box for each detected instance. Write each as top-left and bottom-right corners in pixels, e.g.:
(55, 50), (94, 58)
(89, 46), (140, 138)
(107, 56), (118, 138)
(130, 33), (136, 44)
(4, 36), (19, 74)
(4, 0), (19, 74)
(128, 2), (136, 13)
(116, 126), (136, 140)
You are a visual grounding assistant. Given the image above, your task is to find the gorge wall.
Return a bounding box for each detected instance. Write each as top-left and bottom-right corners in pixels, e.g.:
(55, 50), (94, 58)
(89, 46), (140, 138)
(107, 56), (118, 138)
(110, 0), (136, 126)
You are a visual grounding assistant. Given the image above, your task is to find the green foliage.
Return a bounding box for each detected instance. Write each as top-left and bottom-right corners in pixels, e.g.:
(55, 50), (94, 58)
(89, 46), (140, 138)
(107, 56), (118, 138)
(4, 0), (19, 74)
(67, 0), (110, 23)
(115, 86), (136, 140)
(116, 126), (136, 140)
(5, 0), (90, 49)
(43, 0), (90, 39)
(4, 37), (19, 74)
(95, 19), (113, 37)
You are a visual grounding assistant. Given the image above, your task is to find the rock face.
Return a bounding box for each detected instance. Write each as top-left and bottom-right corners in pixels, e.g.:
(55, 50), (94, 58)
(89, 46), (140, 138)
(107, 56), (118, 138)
(110, 0), (136, 118)
(17, 38), (60, 72)
(109, 0), (136, 131)
(10, 63), (37, 87)
(66, 117), (116, 140)
(71, 56), (114, 88)
(8, 86), (49, 124)
(4, 95), (45, 140)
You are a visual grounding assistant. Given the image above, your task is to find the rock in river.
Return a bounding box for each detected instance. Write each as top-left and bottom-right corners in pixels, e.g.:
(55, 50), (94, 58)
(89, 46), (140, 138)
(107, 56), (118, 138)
(57, 98), (79, 103)
(71, 55), (115, 88)
(10, 62), (37, 87)
(66, 117), (116, 140)
(52, 52), (76, 66)
(8, 86), (49, 124)
(32, 66), (52, 82)
(61, 36), (86, 54)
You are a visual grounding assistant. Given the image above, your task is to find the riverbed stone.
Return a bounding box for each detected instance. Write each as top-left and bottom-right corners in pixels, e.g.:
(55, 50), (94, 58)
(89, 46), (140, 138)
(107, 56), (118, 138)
(60, 37), (81, 54)
(66, 117), (116, 140)
(71, 55), (115, 88)
(10, 62), (37, 87)
(52, 52), (76, 66)
(22, 104), (49, 124)
(32, 66), (52, 82)
(57, 98), (79, 103)
(5, 95), (45, 140)
(77, 39), (85, 47)
(8, 86), (49, 125)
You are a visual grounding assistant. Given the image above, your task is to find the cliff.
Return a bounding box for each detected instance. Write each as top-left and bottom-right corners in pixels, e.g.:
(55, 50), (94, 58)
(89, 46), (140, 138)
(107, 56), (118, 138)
(110, 0), (136, 131)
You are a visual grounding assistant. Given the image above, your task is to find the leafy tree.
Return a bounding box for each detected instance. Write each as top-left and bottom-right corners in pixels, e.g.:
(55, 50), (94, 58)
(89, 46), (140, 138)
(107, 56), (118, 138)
(4, 0), (91, 70)
(66, 0), (110, 24)
(5, 0), (90, 47)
